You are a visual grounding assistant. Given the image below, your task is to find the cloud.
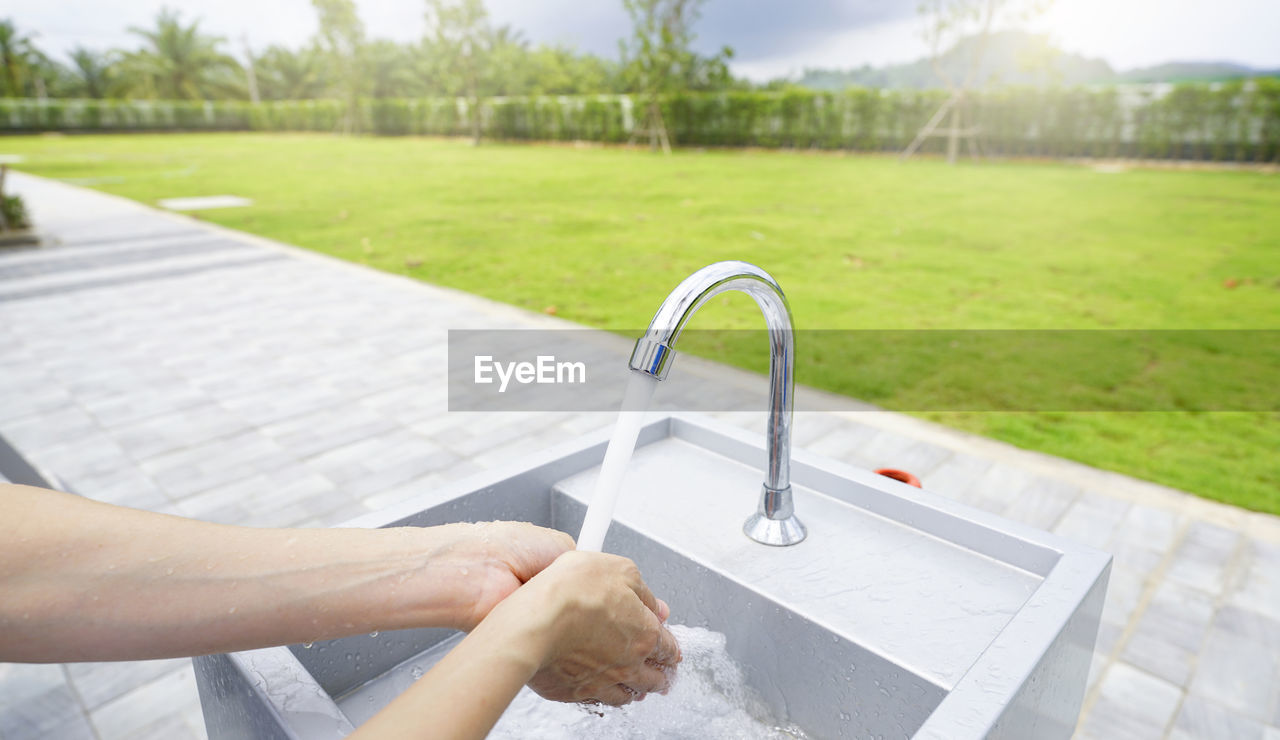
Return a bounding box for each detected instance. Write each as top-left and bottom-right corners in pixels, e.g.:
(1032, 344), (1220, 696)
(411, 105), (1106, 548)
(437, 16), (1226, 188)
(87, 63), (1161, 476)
(697, 0), (916, 61)
(483, 0), (917, 63)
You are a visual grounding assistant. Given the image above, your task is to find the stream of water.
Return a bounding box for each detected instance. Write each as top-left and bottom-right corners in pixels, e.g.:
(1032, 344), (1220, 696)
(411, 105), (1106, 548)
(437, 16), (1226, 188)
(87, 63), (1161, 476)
(575, 372), (659, 552)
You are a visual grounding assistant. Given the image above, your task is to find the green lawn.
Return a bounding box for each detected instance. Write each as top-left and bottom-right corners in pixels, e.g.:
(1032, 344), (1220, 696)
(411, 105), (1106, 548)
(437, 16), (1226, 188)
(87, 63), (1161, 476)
(5, 133), (1278, 514)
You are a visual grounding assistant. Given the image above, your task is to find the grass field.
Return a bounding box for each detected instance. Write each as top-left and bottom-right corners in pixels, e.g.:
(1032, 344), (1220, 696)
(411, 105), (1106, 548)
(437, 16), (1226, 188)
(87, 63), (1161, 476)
(5, 133), (1278, 514)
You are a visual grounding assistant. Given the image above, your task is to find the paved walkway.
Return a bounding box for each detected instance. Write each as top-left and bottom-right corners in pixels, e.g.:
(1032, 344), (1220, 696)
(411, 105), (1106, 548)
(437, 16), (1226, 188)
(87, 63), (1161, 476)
(1, 172), (1277, 740)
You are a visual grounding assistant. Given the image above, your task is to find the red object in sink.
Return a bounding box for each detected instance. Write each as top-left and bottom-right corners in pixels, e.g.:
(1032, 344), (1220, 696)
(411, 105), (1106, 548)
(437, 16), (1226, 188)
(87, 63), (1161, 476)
(875, 468), (922, 488)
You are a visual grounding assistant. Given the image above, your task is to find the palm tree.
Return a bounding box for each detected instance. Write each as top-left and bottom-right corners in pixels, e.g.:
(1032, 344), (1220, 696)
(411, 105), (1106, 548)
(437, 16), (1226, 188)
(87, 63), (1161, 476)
(68, 47), (114, 98)
(0, 19), (38, 97)
(255, 45), (327, 100)
(121, 8), (240, 99)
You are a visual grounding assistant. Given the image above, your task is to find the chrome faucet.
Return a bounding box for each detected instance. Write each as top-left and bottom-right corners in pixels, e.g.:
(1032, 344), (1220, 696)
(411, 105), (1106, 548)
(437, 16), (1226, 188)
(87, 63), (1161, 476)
(629, 261), (806, 546)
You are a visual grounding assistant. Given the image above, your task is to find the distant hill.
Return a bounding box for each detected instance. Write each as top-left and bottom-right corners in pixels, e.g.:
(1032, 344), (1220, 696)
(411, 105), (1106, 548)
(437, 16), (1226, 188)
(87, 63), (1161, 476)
(795, 31), (1278, 90)
(1113, 62), (1279, 83)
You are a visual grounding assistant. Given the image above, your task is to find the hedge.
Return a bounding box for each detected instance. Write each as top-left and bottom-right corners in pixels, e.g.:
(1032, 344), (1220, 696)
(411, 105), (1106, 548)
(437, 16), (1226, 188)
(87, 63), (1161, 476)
(2, 80), (1278, 162)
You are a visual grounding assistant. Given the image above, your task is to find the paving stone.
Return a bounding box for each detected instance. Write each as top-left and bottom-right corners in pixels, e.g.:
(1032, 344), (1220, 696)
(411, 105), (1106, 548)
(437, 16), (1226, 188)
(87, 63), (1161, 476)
(913, 452), (991, 501)
(1107, 538), (1166, 579)
(125, 711), (208, 740)
(270, 415), (400, 460)
(336, 449), (460, 499)
(73, 470), (170, 510)
(959, 459), (1046, 515)
(89, 662), (201, 740)
(177, 469), (338, 519)
(1134, 580), (1216, 652)
(1170, 694), (1266, 740)
(360, 475), (445, 511)
(194, 501), (255, 526)
(1212, 604), (1280, 651)
(1188, 628), (1278, 721)
(30, 433), (131, 481)
(1228, 539), (1280, 622)
(39, 711), (98, 740)
(1121, 630), (1196, 687)
(856, 429), (954, 478)
(1053, 490), (1133, 551)
(314, 499), (380, 527)
(66, 658), (190, 709)
(112, 404), (248, 461)
(1166, 520), (1244, 596)
(0, 386), (75, 425)
(1, 404), (101, 451)
(0, 663), (67, 708)
(1077, 662), (1183, 740)
(0, 679), (80, 740)
(1002, 475), (1081, 530)
(1114, 503), (1182, 553)
(789, 413), (848, 447)
(1101, 566), (1149, 629)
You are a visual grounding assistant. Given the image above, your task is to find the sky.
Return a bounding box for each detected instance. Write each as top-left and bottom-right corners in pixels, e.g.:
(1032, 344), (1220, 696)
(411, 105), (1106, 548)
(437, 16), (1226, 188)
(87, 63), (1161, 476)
(6, 0), (1280, 82)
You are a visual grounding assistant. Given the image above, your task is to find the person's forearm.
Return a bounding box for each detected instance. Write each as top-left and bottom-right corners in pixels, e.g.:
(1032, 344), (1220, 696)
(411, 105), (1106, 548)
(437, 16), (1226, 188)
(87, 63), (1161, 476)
(0, 484), (482, 662)
(351, 605), (547, 740)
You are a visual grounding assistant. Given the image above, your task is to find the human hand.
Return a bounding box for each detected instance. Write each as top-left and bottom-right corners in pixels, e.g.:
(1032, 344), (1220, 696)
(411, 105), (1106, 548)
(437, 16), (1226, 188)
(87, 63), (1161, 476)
(481, 550), (681, 706)
(420, 521), (575, 632)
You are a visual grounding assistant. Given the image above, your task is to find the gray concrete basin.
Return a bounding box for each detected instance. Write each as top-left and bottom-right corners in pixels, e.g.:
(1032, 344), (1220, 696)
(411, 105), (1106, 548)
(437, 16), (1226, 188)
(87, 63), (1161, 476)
(194, 413), (1110, 739)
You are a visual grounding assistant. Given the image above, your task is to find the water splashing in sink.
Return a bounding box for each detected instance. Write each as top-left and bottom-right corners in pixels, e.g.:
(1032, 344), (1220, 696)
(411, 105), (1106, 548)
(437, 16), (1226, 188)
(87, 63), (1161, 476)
(489, 625), (807, 739)
(576, 373), (658, 552)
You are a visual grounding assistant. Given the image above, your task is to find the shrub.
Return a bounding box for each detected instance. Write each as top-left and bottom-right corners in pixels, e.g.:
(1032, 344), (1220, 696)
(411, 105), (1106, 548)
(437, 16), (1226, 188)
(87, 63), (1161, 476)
(2, 194), (31, 230)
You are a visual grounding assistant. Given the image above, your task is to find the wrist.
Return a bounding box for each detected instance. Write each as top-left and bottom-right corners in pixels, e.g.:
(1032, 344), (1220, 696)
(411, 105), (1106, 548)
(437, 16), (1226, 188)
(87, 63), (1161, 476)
(471, 602), (553, 678)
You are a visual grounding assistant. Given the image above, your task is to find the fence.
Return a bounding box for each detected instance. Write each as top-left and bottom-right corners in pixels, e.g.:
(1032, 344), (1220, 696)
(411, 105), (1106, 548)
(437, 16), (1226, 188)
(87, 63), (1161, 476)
(2, 80), (1278, 161)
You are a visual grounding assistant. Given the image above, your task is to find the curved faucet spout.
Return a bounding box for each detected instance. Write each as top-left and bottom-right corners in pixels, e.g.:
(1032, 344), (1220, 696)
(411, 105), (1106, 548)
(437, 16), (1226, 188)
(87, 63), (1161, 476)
(629, 261), (806, 546)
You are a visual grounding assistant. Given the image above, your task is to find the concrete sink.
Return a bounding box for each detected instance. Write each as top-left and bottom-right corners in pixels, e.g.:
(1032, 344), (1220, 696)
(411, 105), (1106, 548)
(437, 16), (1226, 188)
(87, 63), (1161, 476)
(194, 413), (1110, 739)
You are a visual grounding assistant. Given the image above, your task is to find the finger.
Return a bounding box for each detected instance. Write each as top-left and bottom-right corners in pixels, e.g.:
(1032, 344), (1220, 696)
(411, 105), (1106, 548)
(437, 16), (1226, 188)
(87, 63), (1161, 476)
(655, 598), (671, 622)
(589, 683), (637, 707)
(626, 664), (672, 695)
(626, 572), (665, 620)
(649, 623), (682, 667)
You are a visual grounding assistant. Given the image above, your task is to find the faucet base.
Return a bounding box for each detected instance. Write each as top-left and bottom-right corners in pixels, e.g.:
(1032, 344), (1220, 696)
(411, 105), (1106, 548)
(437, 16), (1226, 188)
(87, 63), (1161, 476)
(743, 511), (808, 546)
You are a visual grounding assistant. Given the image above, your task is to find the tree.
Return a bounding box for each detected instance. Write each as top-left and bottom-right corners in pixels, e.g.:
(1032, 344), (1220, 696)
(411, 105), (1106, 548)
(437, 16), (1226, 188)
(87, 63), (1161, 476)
(367, 40), (422, 98)
(526, 45), (619, 95)
(312, 0), (368, 132)
(67, 47), (115, 99)
(255, 45), (327, 100)
(902, 0), (1051, 163)
(121, 8), (241, 100)
(619, 0), (729, 153)
(424, 0), (491, 144)
(0, 19), (38, 97)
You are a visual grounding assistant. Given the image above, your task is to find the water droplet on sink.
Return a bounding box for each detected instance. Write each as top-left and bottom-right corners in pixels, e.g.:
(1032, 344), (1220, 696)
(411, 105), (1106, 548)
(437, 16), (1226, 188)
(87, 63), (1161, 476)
(303, 642), (313, 649)
(411, 666), (424, 680)
(369, 631), (379, 638)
